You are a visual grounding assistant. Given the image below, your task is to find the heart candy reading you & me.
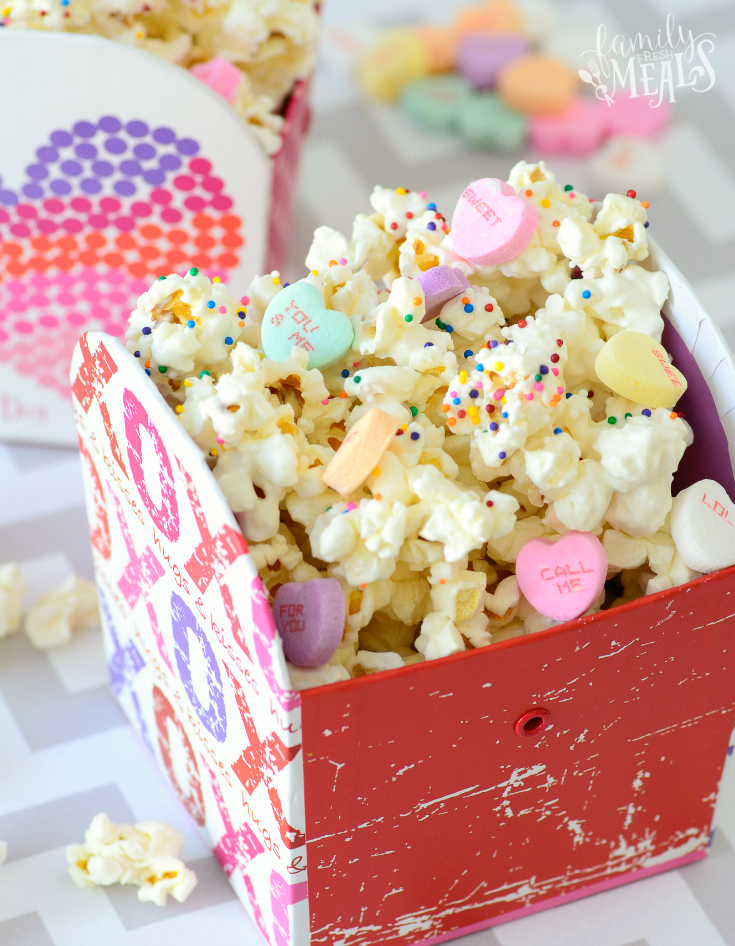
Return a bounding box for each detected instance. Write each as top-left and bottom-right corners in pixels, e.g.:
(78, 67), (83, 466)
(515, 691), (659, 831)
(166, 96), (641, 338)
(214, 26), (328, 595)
(451, 177), (539, 267)
(516, 531), (608, 623)
(261, 281), (355, 371)
(272, 578), (346, 668)
(670, 479), (735, 575)
(594, 330), (687, 410)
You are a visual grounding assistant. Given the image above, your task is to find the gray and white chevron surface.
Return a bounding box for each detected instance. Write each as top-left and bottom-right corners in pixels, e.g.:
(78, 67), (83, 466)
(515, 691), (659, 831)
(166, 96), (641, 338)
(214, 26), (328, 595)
(2, 0), (735, 942)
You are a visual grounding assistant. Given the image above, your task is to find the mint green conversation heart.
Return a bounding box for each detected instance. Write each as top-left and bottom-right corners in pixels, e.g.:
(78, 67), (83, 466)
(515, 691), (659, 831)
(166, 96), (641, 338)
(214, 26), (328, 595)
(261, 282), (355, 370)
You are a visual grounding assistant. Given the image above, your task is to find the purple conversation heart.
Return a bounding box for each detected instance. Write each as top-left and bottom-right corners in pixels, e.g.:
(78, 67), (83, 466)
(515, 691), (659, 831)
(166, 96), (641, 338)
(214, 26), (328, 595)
(272, 579), (346, 668)
(457, 35), (529, 90)
(417, 266), (470, 321)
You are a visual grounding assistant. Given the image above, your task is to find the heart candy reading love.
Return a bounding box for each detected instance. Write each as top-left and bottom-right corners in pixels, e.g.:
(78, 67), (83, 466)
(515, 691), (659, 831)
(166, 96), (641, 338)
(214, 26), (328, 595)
(516, 531), (607, 622)
(451, 177), (538, 266)
(594, 330), (687, 409)
(262, 282), (355, 370)
(670, 479), (735, 574)
(272, 578), (346, 667)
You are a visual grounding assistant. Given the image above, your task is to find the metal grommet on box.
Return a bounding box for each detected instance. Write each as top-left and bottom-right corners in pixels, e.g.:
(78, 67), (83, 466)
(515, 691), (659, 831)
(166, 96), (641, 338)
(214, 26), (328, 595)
(514, 708), (551, 739)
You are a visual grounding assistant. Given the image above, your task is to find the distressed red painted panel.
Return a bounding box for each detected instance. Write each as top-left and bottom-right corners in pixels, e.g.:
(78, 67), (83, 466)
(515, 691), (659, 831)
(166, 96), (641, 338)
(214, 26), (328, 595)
(302, 566), (735, 945)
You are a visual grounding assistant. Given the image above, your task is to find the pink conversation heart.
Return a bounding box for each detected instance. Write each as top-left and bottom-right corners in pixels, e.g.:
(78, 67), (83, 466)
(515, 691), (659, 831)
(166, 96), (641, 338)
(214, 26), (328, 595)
(190, 58), (243, 104)
(451, 178), (538, 266)
(272, 578), (346, 668)
(601, 92), (670, 139)
(516, 531), (607, 622)
(529, 97), (606, 157)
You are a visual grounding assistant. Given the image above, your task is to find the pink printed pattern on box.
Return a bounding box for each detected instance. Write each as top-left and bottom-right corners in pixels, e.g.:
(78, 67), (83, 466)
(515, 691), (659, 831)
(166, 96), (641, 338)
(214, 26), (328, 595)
(0, 116), (243, 398)
(72, 331), (308, 945)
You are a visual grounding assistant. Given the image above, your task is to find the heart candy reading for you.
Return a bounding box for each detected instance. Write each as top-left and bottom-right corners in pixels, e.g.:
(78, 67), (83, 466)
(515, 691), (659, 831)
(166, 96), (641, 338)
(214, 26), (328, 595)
(516, 531), (607, 622)
(451, 177), (538, 267)
(262, 281), (355, 370)
(671, 479), (735, 574)
(272, 578), (346, 667)
(594, 330), (687, 409)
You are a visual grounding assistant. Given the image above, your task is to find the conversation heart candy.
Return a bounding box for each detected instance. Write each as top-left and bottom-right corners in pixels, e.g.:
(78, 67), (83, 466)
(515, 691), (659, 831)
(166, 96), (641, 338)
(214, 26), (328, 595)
(273, 578), (346, 667)
(357, 29), (429, 103)
(402, 75), (472, 134)
(322, 408), (399, 496)
(602, 92), (671, 140)
(458, 92), (527, 150)
(589, 135), (664, 198)
(414, 25), (457, 73)
(516, 531), (607, 622)
(457, 35), (529, 90)
(671, 479), (735, 574)
(262, 282), (355, 370)
(529, 97), (605, 156)
(498, 54), (577, 117)
(594, 331), (687, 409)
(454, 0), (524, 38)
(416, 266), (470, 321)
(451, 178), (538, 266)
(190, 57), (243, 104)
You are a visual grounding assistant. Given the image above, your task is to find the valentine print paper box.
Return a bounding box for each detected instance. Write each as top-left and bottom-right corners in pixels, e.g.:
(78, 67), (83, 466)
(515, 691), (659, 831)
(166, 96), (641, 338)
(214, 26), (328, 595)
(73, 238), (735, 946)
(0, 30), (309, 446)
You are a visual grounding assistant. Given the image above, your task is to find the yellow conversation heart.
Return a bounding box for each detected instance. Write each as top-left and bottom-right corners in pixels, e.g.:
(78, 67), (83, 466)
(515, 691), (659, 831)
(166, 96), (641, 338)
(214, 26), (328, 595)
(594, 331), (687, 409)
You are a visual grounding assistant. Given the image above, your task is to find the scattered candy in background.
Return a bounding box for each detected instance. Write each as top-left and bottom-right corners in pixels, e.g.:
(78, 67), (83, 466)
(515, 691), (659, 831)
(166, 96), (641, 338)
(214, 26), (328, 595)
(355, 0), (670, 169)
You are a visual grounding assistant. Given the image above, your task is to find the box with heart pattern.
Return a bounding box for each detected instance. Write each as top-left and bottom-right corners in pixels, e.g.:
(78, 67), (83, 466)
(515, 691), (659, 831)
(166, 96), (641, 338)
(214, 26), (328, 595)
(0, 29), (311, 447)
(72, 236), (735, 946)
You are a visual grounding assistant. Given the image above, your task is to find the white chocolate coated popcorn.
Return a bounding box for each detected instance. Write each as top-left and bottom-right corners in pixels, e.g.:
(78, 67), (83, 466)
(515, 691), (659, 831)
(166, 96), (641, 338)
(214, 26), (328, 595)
(130, 167), (697, 679)
(25, 576), (99, 650)
(67, 813), (197, 906)
(0, 564), (25, 639)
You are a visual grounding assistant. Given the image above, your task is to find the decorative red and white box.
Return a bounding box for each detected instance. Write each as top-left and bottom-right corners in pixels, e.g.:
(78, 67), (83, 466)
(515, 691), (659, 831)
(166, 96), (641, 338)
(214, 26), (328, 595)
(0, 30), (310, 446)
(72, 239), (735, 946)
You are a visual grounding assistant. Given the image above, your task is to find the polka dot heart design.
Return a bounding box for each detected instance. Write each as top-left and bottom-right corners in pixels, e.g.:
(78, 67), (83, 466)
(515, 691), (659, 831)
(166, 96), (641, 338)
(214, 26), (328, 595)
(0, 116), (244, 396)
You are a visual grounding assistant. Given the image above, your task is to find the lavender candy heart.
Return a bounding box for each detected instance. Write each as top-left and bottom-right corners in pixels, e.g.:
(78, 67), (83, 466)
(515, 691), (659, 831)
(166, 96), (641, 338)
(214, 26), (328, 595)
(272, 578), (346, 668)
(457, 35), (530, 90)
(417, 266), (470, 321)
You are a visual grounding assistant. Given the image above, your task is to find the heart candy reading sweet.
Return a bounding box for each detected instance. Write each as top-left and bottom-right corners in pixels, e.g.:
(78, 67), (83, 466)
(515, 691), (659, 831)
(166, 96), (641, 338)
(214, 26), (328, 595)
(273, 578), (346, 667)
(322, 407), (399, 496)
(594, 330), (687, 409)
(416, 265), (470, 321)
(262, 282), (355, 370)
(516, 531), (607, 622)
(451, 177), (538, 266)
(671, 479), (735, 574)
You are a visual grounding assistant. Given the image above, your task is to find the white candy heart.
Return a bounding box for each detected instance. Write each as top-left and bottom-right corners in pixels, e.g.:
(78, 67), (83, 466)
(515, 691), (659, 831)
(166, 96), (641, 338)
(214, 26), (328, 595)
(670, 478), (735, 574)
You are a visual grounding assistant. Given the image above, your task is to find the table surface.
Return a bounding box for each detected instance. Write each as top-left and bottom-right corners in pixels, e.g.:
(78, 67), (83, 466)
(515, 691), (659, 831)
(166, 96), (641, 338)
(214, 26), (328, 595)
(2, 0), (735, 943)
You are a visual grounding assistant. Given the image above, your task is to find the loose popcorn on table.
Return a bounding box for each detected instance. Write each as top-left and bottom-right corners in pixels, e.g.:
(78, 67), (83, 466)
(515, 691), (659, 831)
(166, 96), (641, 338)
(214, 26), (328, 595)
(124, 160), (705, 685)
(67, 813), (197, 906)
(0, 563), (25, 639)
(25, 575), (99, 650)
(3, 0), (319, 154)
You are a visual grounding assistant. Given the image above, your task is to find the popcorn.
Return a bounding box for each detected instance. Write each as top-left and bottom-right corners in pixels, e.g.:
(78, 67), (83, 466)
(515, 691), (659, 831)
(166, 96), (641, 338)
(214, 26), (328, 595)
(24, 576), (99, 650)
(0, 563), (25, 638)
(128, 161), (699, 680)
(67, 814), (197, 906)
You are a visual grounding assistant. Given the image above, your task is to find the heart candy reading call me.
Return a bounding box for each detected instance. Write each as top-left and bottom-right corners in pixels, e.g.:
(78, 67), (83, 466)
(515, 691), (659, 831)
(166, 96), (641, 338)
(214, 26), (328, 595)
(516, 531), (608, 622)
(451, 177), (538, 267)
(272, 578), (346, 667)
(262, 281), (355, 370)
